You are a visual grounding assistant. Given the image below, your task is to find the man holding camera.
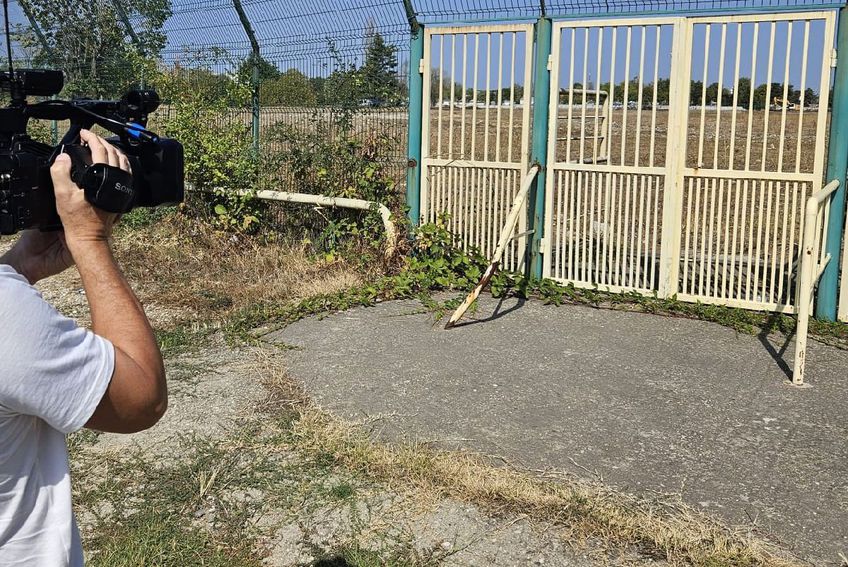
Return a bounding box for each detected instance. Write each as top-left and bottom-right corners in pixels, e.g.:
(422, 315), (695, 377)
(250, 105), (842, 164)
(0, 129), (167, 565)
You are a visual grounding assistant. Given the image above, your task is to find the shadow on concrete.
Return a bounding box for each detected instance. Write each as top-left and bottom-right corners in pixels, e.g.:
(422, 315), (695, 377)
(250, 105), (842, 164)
(757, 313), (795, 380)
(450, 296), (527, 329)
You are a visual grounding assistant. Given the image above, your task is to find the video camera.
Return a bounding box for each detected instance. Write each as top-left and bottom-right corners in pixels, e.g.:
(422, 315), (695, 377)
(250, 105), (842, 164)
(0, 68), (184, 235)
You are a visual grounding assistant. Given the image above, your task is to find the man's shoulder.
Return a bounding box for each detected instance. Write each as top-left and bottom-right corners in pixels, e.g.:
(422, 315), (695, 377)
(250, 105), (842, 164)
(0, 265), (53, 325)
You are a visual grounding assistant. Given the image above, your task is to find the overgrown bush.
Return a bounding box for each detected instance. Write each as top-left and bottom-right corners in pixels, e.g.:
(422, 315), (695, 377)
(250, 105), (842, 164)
(157, 69), (265, 232)
(262, 112), (404, 258)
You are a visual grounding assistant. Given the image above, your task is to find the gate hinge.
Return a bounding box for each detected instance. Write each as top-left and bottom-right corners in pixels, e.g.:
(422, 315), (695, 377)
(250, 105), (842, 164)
(832, 48), (838, 68)
(539, 236), (547, 250)
(419, 59), (425, 74)
(547, 54), (553, 71)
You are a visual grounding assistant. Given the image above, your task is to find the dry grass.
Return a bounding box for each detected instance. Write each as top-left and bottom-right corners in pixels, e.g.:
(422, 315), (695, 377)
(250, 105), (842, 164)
(256, 353), (803, 567)
(113, 214), (363, 326)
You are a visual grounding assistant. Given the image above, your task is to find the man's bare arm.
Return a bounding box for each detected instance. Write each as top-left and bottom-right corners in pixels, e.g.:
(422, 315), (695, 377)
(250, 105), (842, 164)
(51, 130), (166, 433)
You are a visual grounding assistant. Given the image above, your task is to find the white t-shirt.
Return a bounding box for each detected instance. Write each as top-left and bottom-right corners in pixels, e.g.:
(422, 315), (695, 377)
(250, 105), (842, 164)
(0, 265), (114, 566)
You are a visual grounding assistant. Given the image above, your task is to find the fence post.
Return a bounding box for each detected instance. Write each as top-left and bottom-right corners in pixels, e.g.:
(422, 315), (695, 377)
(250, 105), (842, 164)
(528, 17), (553, 279)
(817, 5), (848, 321)
(18, 0), (58, 143)
(404, 0), (423, 226)
(232, 0), (261, 153)
(111, 0), (145, 87)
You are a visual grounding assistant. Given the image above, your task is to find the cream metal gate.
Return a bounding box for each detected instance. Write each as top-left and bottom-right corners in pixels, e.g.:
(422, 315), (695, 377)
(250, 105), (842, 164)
(542, 11), (837, 314)
(543, 18), (684, 294)
(676, 12), (836, 313)
(420, 24), (534, 270)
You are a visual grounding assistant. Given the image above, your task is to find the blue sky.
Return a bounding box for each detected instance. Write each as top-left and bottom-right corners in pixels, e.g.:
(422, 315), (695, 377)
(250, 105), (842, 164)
(430, 16), (833, 95)
(2, 0), (838, 94)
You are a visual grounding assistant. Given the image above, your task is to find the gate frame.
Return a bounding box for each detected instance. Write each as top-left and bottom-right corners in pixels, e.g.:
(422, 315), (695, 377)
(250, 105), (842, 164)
(540, 10), (838, 314)
(419, 23), (536, 266)
(541, 16), (692, 295)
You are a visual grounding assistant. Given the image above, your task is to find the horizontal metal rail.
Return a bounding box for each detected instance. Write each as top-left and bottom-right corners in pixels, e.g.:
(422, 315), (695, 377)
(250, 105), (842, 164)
(253, 190), (397, 259)
(793, 178), (839, 384)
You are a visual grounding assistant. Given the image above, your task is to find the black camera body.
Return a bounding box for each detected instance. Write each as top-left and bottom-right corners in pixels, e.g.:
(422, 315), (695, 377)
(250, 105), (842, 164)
(0, 68), (184, 235)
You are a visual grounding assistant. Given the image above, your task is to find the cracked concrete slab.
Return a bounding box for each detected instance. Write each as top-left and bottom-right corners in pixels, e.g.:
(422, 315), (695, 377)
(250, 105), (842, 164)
(270, 297), (848, 565)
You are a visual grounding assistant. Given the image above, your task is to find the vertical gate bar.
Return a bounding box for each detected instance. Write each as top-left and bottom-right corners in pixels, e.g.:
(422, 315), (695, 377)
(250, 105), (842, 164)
(728, 179), (742, 299)
(508, 33), (517, 162)
(530, 18), (553, 279)
(704, 178), (718, 297)
(698, 24), (711, 168)
(615, 173), (625, 285)
(449, 35), (456, 159)
(636, 174), (647, 287)
(649, 25), (660, 167)
(570, 171), (577, 280)
(777, 21), (793, 172)
(784, 181), (799, 302)
(777, 180), (791, 304)
(651, 176), (660, 289)
(720, 178), (733, 298)
(744, 181), (757, 301)
(761, 21), (776, 172)
(449, 166), (456, 235)
(729, 23), (742, 171)
(567, 30), (576, 162)
(593, 28), (604, 164)
(796, 21), (810, 173)
(406, 24), (426, 225)
(819, 8), (847, 320)
(587, 173), (595, 281)
(753, 180), (766, 301)
(556, 171), (571, 279)
(483, 168), (491, 255)
(659, 17), (692, 298)
(580, 29), (590, 164)
(737, 179), (750, 299)
(696, 179), (707, 295)
(608, 29), (618, 166)
(438, 36), (445, 158)
(602, 172), (612, 284)
(745, 23), (760, 171)
(546, 171), (566, 278)
(594, 172), (603, 281)
(713, 23), (727, 170)
(460, 35), (468, 159)
(635, 26), (646, 167)
(622, 174), (633, 286)
(471, 35), (480, 160)
(683, 178), (694, 293)
(621, 26), (633, 166)
(484, 33), (493, 161)
(577, 172), (586, 280)
(496, 33), (505, 161)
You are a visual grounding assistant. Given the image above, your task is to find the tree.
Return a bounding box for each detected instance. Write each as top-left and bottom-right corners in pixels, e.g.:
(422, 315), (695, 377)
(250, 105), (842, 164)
(260, 69), (316, 106)
(237, 53), (281, 87)
(360, 32), (401, 104)
(19, 0), (172, 97)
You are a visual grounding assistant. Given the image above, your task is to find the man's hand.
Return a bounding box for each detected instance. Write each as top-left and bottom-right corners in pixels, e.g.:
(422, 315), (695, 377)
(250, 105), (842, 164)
(0, 130), (131, 284)
(51, 129), (130, 252)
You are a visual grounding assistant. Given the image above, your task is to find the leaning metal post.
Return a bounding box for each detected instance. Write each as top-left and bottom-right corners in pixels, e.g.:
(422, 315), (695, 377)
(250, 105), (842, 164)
(817, 4), (848, 320)
(528, 18), (553, 279)
(404, 0), (423, 226)
(232, 0), (261, 153)
(111, 0), (145, 89)
(18, 0), (57, 143)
